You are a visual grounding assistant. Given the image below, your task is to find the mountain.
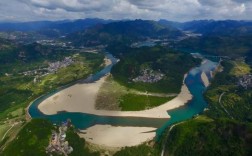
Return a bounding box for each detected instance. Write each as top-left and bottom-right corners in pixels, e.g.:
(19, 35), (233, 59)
(0, 18), (113, 37)
(67, 19), (183, 46)
(175, 36), (252, 58)
(159, 19), (252, 36)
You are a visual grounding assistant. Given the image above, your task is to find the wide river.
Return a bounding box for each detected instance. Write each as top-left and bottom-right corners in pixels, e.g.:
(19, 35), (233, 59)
(28, 52), (218, 137)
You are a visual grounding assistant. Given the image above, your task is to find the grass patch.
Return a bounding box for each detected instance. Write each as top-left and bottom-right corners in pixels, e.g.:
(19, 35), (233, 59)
(230, 59), (251, 76)
(95, 75), (128, 110)
(119, 94), (175, 111)
(0, 124), (11, 141)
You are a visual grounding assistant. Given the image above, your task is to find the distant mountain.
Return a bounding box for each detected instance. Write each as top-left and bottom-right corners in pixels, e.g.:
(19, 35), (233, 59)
(159, 19), (252, 36)
(67, 19), (183, 46)
(0, 18), (113, 37)
(175, 35), (252, 60)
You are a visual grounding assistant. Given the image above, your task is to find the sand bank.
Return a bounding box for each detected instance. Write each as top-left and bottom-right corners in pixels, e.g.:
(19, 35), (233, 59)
(79, 125), (156, 147)
(201, 72), (210, 87)
(38, 73), (192, 119)
(38, 74), (191, 118)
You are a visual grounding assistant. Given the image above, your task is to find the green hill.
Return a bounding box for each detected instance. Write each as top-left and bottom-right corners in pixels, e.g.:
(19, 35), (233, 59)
(111, 46), (201, 93)
(164, 117), (252, 156)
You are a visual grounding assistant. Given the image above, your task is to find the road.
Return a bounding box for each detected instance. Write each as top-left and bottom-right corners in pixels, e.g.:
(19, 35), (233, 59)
(218, 92), (233, 119)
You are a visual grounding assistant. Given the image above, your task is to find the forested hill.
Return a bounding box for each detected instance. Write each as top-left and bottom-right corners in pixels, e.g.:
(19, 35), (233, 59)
(160, 20), (252, 63)
(0, 18), (113, 37)
(67, 20), (183, 46)
(111, 46), (201, 93)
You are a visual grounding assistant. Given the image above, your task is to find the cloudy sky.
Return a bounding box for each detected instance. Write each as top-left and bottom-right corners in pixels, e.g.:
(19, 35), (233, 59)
(0, 0), (251, 22)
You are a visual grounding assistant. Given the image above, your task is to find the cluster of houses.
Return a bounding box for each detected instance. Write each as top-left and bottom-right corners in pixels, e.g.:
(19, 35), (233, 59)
(238, 74), (252, 89)
(36, 40), (71, 47)
(18, 56), (74, 79)
(132, 68), (164, 83)
(46, 120), (73, 155)
(48, 57), (74, 73)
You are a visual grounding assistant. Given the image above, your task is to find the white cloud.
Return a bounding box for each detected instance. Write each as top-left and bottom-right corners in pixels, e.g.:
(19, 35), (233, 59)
(0, 0), (251, 22)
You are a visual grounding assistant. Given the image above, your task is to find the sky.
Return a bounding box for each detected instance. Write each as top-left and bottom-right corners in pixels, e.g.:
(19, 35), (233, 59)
(0, 0), (251, 22)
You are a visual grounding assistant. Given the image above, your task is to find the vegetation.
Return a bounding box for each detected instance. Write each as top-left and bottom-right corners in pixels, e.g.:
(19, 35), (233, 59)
(204, 60), (252, 121)
(111, 46), (201, 93)
(0, 46), (104, 118)
(67, 20), (182, 46)
(2, 119), (99, 156)
(2, 119), (54, 156)
(175, 36), (252, 59)
(164, 116), (252, 156)
(119, 94), (174, 111)
(0, 41), (104, 150)
(66, 127), (100, 156)
(114, 144), (160, 156)
(163, 60), (252, 156)
(96, 75), (176, 111)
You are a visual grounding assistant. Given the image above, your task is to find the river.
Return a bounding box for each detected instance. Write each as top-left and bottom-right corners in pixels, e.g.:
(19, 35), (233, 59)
(28, 52), (218, 137)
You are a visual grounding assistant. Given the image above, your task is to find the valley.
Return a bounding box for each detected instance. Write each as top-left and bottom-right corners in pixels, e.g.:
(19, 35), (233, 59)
(0, 18), (251, 156)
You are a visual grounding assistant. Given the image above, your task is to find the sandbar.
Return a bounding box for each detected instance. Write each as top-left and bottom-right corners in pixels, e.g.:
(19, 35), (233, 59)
(201, 72), (210, 87)
(38, 74), (192, 118)
(79, 125), (156, 147)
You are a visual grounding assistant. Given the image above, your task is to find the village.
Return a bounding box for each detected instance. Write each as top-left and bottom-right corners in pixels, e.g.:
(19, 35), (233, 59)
(46, 120), (73, 156)
(132, 68), (164, 83)
(238, 74), (252, 89)
(19, 56), (75, 77)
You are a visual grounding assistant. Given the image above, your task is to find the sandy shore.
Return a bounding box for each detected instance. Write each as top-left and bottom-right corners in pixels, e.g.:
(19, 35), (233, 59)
(79, 125), (156, 147)
(38, 74), (192, 118)
(201, 72), (210, 87)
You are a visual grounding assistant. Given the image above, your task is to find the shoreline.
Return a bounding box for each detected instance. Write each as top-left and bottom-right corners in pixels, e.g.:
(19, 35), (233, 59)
(37, 73), (192, 119)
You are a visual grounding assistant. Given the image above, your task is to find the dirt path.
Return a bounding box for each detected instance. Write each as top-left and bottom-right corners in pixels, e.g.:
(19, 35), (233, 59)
(132, 91), (178, 98)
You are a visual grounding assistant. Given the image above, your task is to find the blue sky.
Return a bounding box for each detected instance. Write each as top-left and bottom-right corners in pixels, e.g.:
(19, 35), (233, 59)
(0, 0), (251, 22)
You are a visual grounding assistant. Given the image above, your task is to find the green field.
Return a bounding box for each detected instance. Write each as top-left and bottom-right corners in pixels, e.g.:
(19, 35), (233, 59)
(119, 94), (175, 111)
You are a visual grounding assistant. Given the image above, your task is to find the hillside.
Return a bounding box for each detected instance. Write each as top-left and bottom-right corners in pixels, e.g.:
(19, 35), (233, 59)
(163, 59), (252, 156)
(1, 119), (99, 156)
(164, 117), (252, 156)
(111, 46), (201, 93)
(175, 36), (252, 60)
(67, 20), (183, 46)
